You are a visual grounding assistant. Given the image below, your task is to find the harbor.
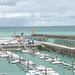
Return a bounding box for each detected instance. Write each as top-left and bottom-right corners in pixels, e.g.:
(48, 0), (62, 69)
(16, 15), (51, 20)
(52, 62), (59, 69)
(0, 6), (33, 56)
(0, 0), (75, 74)
(0, 26), (75, 75)
(0, 29), (75, 75)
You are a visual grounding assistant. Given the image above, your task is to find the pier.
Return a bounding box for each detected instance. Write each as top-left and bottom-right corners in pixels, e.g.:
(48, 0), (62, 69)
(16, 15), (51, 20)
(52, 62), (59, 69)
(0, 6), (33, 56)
(40, 42), (75, 56)
(31, 34), (75, 39)
(54, 38), (75, 47)
(31, 32), (75, 56)
(21, 61), (39, 72)
(0, 44), (40, 51)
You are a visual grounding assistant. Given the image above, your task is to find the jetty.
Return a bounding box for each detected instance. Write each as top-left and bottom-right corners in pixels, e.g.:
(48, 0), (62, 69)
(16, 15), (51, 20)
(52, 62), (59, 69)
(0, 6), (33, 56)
(31, 33), (75, 39)
(40, 42), (75, 56)
(0, 44), (39, 72)
(21, 61), (39, 72)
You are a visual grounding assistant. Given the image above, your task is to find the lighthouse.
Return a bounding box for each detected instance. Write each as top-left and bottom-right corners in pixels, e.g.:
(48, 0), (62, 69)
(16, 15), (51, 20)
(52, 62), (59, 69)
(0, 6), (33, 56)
(31, 28), (34, 35)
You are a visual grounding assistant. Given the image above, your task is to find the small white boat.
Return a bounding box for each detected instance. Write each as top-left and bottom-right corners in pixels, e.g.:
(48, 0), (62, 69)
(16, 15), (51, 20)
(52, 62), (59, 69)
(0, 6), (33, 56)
(22, 50), (30, 53)
(73, 70), (75, 72)
(54, 58), (61, 61)
(16, 48), (21, 52)
(39, 56), (45, 59)
(10, 60), (20, 64)
(42, 68), (55, 72)
(0, 54), (9, 58)
(39, 56), (48, 59)
(40, 53), (49, 57)
(34, 52), (40, 56)
(42, 68), (59, 75)
(46, 58), (54, 62)
(52, 61), (62, 65)
(6, 51), (24, 60)
(25, 60), (34, 65)
(26, 70), (42, 75)
(36, 65), (46, 71)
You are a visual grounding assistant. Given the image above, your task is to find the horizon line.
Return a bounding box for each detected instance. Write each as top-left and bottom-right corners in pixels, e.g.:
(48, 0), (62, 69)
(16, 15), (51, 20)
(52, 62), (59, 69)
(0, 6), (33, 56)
(0, 25), (75, 27)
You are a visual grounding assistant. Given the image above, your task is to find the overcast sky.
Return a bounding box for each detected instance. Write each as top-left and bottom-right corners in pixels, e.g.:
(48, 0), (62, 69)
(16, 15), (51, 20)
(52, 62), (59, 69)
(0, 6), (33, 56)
(0, 0), (75, 26)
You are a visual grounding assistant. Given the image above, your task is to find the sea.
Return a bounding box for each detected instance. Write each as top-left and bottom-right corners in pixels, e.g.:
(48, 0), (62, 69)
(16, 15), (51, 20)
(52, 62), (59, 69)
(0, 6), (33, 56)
(0, 26), (75, 75)
(0, 26), (75, 38)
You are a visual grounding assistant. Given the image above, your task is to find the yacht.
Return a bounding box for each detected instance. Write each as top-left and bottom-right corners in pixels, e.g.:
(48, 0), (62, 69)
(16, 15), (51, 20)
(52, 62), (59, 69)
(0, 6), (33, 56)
(46, 58), (54, 62)
(36, 65), (46, 71)
(52, 61), (62, 65)
(10, 59), (20, 64)
(25, 60), (34, 65)
(16, 48), (21, 52)
(34, 52), (40, 56)
(0, 54), (9, 58)
(26, 70), (42, 75)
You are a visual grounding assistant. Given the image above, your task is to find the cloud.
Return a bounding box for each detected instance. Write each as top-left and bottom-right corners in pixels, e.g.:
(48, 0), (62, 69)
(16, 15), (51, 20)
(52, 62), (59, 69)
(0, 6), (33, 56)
(0, 0), (24, 6)
(0, 12), (31, 18)
(0, 0), (75, 26)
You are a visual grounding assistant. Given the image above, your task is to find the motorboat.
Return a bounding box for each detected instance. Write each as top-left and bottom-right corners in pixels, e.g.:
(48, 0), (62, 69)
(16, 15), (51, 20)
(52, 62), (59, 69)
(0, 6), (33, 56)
(34, 52), (40, 56)
(25, 60), (34, 65)
(39, 56), (48, 59)
(16, 56), (24, 60)
(36, 65), (46, 71)
(40, 53), (49, 57)
(42, 68), (59, 75)
(26, 70), (42, 75)
(10, 59), (20, 64)
(15, 48), (21, 52)
(52, 61), (62, 65)
(54, 58), (62, 61)
(73, 70), (75, 72)
(42, 68), (55, 73)
(0, 54), (9, 58)
(46, 58), (54, 62)
(22, 50), (30, 53)
(6, 51), (24, 60)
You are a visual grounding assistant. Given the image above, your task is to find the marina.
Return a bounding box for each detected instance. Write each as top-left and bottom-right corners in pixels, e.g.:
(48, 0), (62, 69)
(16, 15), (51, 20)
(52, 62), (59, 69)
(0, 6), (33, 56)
(0, 0), (75, 74)
(0, 42), (75, 75)
(0, 27), (75, 75)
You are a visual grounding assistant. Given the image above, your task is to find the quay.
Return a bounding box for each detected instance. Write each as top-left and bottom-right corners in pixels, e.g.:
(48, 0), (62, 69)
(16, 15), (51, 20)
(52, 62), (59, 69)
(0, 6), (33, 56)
(31, 30), (75, 56)
(1, 44), (40, 51)
(21, 61), (39, 72)
(40, 42), (75, 56)
(31, 33), (75, 39)
(1, 30), (75, 57)
(0, 37), (75, 56)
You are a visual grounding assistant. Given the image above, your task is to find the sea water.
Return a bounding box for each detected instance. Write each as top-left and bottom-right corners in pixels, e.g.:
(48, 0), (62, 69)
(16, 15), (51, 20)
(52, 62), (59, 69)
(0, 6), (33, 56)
(0, 26), (75, 38)
(0, 26), (75, 75)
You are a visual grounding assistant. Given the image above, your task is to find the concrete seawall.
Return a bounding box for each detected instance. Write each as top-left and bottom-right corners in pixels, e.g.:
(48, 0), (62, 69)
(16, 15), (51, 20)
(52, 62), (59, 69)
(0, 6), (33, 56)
(0, 44), (40, 51)
(32, 34), (75, 39)
(40, 42), (75, 56)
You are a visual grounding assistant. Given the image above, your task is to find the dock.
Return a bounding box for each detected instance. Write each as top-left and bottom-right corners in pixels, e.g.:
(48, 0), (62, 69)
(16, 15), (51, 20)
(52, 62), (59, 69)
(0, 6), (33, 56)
(31, 34), (75, 39)
(40, 42), (75, 56)
(21, 61), (39, 72)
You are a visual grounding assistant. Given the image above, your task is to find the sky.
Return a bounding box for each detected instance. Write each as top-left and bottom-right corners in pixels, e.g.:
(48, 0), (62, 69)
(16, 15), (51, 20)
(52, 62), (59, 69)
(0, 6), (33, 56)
(0, 0), (75, 26)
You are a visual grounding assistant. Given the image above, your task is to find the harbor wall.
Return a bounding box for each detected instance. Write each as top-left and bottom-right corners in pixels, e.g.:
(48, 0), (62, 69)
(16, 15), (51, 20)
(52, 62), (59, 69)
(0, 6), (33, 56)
(0, 44), (40, 51)
(31, 34), (75, 39)
(41, 42), (75, 56)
